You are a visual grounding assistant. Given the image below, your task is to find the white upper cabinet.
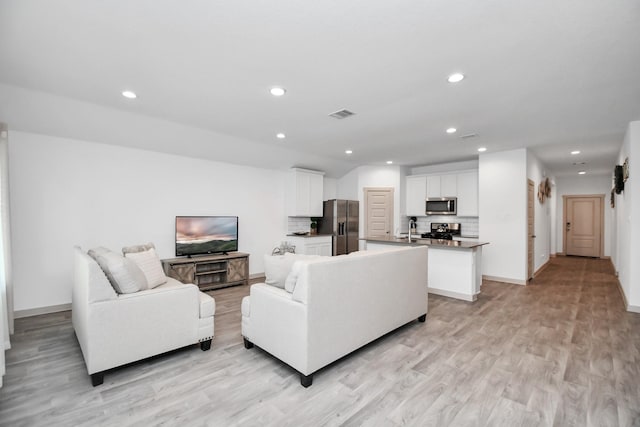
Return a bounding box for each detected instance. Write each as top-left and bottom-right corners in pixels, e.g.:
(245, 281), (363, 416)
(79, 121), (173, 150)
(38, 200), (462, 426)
(426, 175), (441, 198)
(441, 174), (458, 198)
(426, 174), (457, 198)
(407, 169), (479, 217)
(405, 175), (427, 216)
(287, 168), (325, 217)
(455, 171), (479, 217)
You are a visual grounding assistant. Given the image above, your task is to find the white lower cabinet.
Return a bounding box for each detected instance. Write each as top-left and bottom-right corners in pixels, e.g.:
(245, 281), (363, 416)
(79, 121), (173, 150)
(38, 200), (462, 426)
(285, 235), (332, 256)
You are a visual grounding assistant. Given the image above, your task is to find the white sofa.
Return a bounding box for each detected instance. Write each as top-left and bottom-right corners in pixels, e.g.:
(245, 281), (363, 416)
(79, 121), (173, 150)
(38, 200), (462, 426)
(72, 247), (215, 386)
(241, 246), (428, 387)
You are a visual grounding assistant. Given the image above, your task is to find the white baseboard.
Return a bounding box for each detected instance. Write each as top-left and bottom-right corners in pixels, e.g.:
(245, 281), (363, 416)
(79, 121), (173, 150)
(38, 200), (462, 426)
(627, 305), (640, 314)
(482, 275), (526, 286)
(14, 303), (71, 319)
(428, 287), (476, 302)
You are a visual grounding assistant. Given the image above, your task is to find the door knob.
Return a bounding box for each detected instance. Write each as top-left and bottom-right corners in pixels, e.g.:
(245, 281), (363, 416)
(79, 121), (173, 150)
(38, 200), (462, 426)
(566, 222), (571, 231)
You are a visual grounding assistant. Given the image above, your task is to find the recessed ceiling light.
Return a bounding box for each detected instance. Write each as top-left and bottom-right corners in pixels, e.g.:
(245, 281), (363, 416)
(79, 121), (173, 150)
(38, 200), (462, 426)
(122, 90), (137, 99)
(276, 133), (286, 139)
(345, 150), (353, 154)
(446, 127), (457, 134)
(386, 161), (393, 165)
(578, 171), (586, 175)
(477, 147), (487, 152)
(447, 73), (465, 83)
(270, 87), (286, 97)
(571, 150), (580, 155)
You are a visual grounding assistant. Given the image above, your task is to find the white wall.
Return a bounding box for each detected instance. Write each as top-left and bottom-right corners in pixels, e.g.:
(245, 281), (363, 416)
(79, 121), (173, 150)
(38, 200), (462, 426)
(526, 150), (552, 272)
(357, 165), (403, 236)
(9, 131), (288, 313)
(323, 177), (337, 201)
(554, 174), (613, 257)
(612, 121), (639, 311)
(479, 149), (528, 284)
(336, 165), (403, 249)
(336, 168), (359, 200)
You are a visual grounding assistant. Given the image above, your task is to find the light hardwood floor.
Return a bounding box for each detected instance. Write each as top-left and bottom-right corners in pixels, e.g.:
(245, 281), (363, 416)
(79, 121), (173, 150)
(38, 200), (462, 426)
(1, 257), (639, 426)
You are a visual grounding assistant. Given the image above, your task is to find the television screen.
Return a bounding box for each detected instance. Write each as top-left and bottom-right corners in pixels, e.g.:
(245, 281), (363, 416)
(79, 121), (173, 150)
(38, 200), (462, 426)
(175, 216), (238, 256)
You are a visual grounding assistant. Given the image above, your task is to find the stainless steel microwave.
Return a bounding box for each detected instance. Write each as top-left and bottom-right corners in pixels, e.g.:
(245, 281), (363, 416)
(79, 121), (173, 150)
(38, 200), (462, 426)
(426, 197), (457, 215)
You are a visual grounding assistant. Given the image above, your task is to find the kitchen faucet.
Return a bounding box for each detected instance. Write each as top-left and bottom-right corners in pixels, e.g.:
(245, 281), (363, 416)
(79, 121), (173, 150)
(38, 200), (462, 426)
(408, 218), (416, 240)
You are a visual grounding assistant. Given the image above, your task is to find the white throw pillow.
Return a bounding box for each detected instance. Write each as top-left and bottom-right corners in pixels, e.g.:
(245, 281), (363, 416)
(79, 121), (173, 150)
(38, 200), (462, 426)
(283, 255), (326, 293)
(92, 250), (148, 294)
(124, 247), (167, 289)
(263, 255), (296, 289)
(284, 260), (304, 293)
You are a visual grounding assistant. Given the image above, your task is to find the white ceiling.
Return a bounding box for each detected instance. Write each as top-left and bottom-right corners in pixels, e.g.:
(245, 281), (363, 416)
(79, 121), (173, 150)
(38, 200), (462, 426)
(1, 0), (639, 178)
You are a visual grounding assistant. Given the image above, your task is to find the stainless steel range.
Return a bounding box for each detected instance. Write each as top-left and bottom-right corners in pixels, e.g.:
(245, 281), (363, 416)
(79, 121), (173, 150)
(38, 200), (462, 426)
(421, 223), (461, 240)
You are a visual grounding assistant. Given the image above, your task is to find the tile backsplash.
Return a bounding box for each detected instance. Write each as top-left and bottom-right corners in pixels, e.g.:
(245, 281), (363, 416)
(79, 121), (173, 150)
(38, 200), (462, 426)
(287, 217), (311, 233)
(406, 216), (479, 237)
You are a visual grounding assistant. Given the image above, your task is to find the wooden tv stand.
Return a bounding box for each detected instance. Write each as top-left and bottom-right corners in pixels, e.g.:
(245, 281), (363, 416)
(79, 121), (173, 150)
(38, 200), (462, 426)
(161, 252), (250, 291)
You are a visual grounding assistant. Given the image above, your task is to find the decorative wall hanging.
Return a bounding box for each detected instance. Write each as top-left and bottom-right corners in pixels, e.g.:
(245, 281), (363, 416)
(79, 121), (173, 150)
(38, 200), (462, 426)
(611, 188), (615, 208)
(615, 165), (624, 194)
(537, 178), (551, 204)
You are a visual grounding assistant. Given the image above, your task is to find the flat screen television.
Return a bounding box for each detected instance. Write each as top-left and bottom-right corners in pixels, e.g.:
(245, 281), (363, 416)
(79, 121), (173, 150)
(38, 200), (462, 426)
(175, 216), (238, 257)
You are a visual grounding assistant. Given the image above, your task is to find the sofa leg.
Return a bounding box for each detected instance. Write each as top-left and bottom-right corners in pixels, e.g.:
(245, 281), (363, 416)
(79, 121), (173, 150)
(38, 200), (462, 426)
(200, 339), (212, 351)
(91, 372), (104, 387)
(300, 373), (313, 388)
(418, 314), (427, 322)
(243, 337), (254, 349)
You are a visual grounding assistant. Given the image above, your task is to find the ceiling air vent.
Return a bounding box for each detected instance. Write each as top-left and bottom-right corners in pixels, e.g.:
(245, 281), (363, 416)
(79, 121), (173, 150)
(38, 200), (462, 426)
(459, 133), (479, 139)
(329, 109), (356, 119)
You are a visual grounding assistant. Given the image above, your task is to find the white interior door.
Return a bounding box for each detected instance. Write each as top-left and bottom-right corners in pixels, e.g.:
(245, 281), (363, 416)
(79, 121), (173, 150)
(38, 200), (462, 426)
(565, 196), (603, 257)
(364, 188), (394, 239)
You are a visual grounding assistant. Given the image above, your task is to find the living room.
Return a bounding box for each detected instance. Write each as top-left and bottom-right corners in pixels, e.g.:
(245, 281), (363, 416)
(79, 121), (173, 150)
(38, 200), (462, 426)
(1, 1), (640, 425)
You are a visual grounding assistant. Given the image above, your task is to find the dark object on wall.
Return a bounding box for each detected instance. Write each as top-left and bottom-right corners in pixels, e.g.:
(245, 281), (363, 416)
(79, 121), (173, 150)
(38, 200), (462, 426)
(611, 188), (615, 208)
(614, 165), (625, 194)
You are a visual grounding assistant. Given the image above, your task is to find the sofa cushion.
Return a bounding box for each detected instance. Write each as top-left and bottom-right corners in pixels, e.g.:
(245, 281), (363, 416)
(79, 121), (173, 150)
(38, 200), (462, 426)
(264, 253), (326, 290)
(284, 257), (328, 293)
(124, 246), (167, 289)
(92, 250), (148, 294)
(263, 254), (296, 289)
(199, 292), (216, 319)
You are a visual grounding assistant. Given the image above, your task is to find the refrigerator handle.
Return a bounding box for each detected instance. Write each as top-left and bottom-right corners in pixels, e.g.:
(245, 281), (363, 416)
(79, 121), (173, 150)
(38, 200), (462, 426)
(339, 222), (345, 235)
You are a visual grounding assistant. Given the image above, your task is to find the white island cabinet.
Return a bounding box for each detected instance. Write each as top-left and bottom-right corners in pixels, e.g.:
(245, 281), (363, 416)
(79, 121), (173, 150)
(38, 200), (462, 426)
(364, 237), (487, 302)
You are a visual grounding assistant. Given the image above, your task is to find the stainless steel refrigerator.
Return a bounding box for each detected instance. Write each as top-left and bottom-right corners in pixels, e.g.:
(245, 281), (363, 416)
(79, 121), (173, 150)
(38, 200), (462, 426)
(319, 199), (359, 255)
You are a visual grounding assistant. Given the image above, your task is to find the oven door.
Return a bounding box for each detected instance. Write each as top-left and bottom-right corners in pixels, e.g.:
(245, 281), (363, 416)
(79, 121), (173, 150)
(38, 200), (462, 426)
(426, 198), (457, 215)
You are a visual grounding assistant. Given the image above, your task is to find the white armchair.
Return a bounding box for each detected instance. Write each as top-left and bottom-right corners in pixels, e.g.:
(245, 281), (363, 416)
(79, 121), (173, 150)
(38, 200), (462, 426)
(72, 247), (215, 386)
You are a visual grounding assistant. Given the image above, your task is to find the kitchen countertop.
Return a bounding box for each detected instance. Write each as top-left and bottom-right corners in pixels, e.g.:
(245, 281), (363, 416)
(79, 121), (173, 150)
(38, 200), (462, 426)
(285, 233), (333, 238)
(361, 236), (489, 249)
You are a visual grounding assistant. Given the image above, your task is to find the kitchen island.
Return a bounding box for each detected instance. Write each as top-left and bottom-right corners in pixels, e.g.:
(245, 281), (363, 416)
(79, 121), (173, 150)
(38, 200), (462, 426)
(361, 236), (489, 302)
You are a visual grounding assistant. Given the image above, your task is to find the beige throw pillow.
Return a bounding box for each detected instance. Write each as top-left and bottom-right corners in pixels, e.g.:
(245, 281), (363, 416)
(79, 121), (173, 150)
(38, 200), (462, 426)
(123, 245), (167, 289)
(89, 248), (148, 294)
